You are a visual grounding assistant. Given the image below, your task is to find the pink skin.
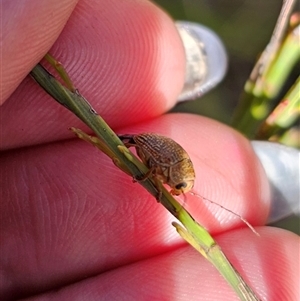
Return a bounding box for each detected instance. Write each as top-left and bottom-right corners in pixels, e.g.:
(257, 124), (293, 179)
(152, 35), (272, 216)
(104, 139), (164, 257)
(1, 1), (299, 300)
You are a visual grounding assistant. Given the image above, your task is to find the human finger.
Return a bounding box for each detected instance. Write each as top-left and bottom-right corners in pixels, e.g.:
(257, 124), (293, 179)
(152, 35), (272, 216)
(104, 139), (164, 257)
(1, 0), (78, 103)
(1, 0), (185, 150)
(0, 114), (270, 299)
(17, 227), (300, 301)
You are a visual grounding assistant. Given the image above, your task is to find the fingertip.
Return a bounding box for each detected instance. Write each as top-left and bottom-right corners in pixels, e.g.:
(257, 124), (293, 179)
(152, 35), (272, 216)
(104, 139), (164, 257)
(2, 0), (185, 149)
(1, 0), (78, 104)
(48, 0), (185, 117)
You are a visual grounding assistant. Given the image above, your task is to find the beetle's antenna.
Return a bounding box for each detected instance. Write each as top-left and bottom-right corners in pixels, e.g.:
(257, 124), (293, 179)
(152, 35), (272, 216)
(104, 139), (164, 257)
(190, 191), (259, 236)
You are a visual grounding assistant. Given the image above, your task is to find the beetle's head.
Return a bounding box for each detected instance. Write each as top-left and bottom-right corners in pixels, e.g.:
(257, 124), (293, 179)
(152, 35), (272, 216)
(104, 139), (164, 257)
(170, 179), (194, 195)
(169, 158), (195, 195)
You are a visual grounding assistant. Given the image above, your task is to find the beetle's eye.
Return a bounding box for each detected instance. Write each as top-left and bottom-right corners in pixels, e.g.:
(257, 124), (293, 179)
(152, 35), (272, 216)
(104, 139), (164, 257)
(175, 182), (187, 190)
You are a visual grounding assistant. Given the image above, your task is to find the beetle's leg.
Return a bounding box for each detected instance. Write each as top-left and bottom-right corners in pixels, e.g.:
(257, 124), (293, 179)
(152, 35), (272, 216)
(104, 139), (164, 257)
(117, 134), (136, 148)
(118, 139), (163, 200)
(135, 171), (163, 201)
(133, 166), (155, 182)
(131, 166), (163, 201)
(152, 176), (163, 201)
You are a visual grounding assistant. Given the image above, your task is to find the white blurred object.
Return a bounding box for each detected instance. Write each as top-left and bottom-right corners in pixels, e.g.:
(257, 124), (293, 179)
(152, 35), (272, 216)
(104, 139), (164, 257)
(176, 21), (228, 101)
(251, 141), (300, 223)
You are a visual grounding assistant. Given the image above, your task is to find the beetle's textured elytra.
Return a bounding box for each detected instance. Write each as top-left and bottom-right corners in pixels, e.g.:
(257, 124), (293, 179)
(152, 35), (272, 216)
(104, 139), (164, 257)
(118, 133), (195, 196)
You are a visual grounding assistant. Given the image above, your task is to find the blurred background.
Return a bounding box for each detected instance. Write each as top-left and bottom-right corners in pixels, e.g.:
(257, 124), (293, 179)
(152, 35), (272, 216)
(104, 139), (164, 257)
(153, 0), (299, 234)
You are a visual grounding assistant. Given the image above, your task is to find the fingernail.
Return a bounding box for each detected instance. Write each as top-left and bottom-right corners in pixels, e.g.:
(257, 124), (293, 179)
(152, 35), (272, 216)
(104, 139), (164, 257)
(175, 21), (228, 102)
(251, 141), (300, 223)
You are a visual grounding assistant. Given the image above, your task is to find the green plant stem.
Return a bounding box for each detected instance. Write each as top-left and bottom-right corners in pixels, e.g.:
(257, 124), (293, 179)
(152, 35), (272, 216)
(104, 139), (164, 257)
(257, 77), (300, 140)
(231, 0), (298, 138)
(30, 62), (261, 301)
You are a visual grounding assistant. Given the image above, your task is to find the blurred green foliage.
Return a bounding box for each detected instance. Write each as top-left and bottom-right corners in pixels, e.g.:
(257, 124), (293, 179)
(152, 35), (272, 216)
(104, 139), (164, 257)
(153, 0), (299, 234)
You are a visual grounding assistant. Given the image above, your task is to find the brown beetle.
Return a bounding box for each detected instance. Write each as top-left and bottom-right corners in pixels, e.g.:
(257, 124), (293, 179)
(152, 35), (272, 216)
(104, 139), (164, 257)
(118, 133), (195, 196)
(70, 128), (258, 235)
